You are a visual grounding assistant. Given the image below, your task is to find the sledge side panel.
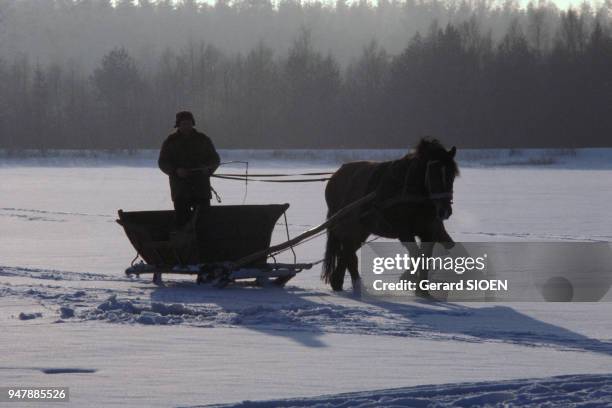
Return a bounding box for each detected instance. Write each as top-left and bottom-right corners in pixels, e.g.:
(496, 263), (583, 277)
(117, 204), (289, 267)
(196, 204), (289, 266)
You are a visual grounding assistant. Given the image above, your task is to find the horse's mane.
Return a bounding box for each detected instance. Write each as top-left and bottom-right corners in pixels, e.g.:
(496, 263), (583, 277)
(403, 138), (459, 176)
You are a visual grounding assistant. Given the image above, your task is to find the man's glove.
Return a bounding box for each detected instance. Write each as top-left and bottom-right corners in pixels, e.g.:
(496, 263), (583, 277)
(176, 168), (192, 178)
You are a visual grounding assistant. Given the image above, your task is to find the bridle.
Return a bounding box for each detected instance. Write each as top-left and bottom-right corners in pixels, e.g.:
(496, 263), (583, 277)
(382, 158), (454, 207)
(423, 160), (454, 201)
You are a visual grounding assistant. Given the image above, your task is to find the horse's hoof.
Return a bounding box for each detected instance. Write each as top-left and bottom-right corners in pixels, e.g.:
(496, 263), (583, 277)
(399, 271), (417, 282)
(415, 288), (431, 299)
(331, 280), (344, 292)
(351, 279), (362, 295)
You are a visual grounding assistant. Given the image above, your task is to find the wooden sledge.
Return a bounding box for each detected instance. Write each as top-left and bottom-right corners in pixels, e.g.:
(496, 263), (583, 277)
(117, 204), (311, 287)
(118, 193), (375, 288)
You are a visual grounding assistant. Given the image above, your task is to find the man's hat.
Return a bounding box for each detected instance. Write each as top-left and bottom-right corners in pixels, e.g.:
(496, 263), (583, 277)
(175, 111), (196, 127)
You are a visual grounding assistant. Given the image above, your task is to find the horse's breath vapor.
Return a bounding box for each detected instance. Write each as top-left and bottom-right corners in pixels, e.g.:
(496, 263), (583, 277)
(361, 242), (612, 302)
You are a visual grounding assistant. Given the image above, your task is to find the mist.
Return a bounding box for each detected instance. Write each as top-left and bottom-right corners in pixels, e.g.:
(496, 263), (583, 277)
(0, 0), (611, 149)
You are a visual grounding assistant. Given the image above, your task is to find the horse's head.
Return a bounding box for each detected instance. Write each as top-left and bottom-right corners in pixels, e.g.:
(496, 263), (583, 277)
(412, 138), (459, 220)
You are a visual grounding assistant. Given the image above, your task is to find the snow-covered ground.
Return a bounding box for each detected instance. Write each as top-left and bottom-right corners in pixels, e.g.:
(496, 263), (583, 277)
(2, 147), (612, 169)
(206, 374), (612, 407)
(1, 150), (612, 407)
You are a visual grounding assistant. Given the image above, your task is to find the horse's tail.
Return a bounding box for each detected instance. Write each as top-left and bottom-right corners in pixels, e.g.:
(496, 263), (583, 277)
(321, 210), (340, 284)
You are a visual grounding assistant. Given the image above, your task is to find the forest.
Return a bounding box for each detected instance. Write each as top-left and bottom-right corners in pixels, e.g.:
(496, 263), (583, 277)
(0, 0), (611, 149)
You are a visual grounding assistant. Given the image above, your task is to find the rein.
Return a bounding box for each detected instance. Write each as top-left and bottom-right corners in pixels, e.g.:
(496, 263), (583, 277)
(213, 174), (332, 183)
(209, 166), (334, 183)
(215, 171), (334, 177)
(203, 157), (453, 203)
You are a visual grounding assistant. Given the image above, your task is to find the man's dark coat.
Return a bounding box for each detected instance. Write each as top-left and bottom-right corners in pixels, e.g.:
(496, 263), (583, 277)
(158, 129), (220, 202)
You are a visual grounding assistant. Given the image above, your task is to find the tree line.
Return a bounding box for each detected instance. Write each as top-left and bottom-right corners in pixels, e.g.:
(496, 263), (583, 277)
(0, 0), (584, 70)
(0, 7), (611, 149)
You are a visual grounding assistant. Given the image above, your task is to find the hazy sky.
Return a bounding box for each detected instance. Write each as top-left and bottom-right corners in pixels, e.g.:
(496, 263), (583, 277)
(174, 0), (583, 10)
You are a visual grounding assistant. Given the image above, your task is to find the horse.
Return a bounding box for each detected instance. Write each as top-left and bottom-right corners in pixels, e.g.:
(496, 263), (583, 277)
(322, 138), (459, 293)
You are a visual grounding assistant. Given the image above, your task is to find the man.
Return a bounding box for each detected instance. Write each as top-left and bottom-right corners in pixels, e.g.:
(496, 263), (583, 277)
(158, 111), (220, 227)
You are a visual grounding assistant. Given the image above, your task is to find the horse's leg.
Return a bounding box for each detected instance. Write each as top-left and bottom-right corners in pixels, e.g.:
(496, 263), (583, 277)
(347, 231), (370, 287)
(399, 233), (417, 282)
(417, 241), (434, 296)
(332, 240), (363, 292)
(401, 236), (434, 297)
(431, 219), (454, 249)
(414, 225), (442, 298)
(330, 244), (348, 292)
(344, 246), (360, 292)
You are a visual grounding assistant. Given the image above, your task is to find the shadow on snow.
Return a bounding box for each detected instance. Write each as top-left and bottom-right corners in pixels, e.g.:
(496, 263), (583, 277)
(148, 281), (612, 356)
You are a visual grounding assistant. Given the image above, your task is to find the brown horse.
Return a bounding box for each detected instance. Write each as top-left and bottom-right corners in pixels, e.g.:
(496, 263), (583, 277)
(322, 139), (459, 292)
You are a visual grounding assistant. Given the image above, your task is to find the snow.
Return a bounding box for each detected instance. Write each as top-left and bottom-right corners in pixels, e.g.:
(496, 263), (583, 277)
(2, 147), (612, 169)
(204, 374), (612, 407)
(1, 151), (612, 407)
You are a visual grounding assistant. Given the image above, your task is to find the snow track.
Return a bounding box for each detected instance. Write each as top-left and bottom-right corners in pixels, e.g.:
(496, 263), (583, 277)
(202, 374), (612, 408)
(3, 266), (612, 358)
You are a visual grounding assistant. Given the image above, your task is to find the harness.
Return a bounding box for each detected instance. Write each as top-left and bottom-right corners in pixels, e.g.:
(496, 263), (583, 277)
(378, 159), (454, 209)
(357, 158), (454, 233)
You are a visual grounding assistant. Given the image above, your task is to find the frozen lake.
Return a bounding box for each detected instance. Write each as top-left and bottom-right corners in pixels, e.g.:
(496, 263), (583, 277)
(1, 163), (610, 277)
(1, 156), (612, 407)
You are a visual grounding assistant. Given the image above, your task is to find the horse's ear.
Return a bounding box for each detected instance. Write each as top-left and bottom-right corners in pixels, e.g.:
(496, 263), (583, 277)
(448, 146), (457, 158)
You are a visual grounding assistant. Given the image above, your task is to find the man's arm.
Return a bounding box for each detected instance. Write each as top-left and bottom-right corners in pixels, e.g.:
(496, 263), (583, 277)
(200, 135), (220, 174)
(158, 139), (176, 176)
